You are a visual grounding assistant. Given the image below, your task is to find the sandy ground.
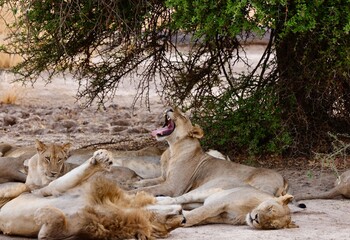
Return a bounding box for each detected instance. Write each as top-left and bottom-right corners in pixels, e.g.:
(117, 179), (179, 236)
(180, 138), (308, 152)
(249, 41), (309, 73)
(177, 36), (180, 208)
(0, 45), (350, 239)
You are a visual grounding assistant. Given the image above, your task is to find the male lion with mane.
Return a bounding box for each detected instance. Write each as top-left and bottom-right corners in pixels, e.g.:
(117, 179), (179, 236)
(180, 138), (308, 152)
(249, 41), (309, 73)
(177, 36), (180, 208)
(0, 150), (184, 239)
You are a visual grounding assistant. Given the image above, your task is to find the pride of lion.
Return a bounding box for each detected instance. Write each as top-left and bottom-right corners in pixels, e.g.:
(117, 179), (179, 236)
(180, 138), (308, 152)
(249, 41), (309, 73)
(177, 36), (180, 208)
(0, 107), (349, 239)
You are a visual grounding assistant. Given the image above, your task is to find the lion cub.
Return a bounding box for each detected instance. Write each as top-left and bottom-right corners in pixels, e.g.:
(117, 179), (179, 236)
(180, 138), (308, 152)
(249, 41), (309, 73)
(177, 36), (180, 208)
(25, 140), (75, 190)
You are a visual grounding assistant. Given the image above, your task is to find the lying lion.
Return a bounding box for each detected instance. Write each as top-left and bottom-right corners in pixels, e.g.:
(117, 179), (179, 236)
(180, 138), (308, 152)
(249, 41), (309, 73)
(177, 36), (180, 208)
(295, 170), (350, 200)
(0, 150), (184, 239)
(133, 108), (295, 199)
(0, 140), (75, 207)
(25, 139), (75, 190)
(156, 186), (298, 229)
(0, 143), (36, 183)
(0, 155), (27, 183)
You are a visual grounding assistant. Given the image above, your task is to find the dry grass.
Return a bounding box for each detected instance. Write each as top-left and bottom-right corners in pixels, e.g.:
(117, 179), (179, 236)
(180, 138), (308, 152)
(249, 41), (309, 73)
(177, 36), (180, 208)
(0, 85), (23, 104)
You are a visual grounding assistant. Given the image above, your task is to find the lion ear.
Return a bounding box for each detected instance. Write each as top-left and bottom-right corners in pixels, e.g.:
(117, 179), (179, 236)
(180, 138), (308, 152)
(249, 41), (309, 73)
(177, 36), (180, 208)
(62, 142), (72, 153)
(35, 139), (47, 152)
(62, 143), (72, 154)
(279, 194), (294, 205)
(189, 124), (204, 139)
(173, 107), (182, 114)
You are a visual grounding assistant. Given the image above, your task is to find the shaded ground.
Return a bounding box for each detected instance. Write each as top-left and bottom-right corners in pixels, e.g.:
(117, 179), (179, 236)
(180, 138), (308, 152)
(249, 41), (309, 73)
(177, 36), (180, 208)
(0, 45), (349, 239)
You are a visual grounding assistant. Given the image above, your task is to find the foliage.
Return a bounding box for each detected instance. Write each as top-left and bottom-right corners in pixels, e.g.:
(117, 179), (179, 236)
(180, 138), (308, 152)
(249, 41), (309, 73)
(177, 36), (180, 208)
(1, 0), (350, 157)
(274, 0), (350, 155)
(313, 132), (350, 176)
(193, 87), (291, 156)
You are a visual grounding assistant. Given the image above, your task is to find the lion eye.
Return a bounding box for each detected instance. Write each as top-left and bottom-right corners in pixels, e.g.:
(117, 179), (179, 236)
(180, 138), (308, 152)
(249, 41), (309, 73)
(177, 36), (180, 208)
(45, 156), (50, 162)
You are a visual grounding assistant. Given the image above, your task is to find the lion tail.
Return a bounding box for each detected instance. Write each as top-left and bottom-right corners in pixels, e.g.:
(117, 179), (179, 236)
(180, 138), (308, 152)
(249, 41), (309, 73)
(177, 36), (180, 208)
(294, 187), (340, 201)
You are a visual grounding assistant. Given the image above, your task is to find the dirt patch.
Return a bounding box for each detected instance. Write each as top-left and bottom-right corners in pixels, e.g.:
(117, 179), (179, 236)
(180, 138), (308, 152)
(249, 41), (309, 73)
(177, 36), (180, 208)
(1, 46), (350, 239)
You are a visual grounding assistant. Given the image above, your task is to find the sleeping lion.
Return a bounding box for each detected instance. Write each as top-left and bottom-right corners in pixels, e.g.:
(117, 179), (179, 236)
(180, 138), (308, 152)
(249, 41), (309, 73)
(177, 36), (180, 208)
(156, 186), (298, 229)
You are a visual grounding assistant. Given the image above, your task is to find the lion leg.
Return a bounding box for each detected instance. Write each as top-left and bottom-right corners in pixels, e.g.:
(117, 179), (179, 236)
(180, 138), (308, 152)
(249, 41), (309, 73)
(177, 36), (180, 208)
(32, 150), (113, 196)
(0, 182), (29, 207)
(156, 187), (223, 205)
(133, 176), (165, 188)
(246, 170), (286, 196)
(35, 206), (71, 240)
(182, 203), (225, 227)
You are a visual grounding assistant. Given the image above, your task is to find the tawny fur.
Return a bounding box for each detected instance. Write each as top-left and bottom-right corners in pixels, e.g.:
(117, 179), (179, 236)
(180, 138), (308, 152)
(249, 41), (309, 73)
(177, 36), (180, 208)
(133, 108), (301, 229)
(0, 150), (184, 239)
(25, 139), (74, 190)
(133, 108), (289, 198)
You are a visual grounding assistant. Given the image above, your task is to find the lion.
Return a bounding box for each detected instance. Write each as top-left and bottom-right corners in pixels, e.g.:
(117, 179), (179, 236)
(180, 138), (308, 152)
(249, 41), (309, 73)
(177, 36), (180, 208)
(132, 108), (292, 198)
(295, 170), (350, 200)
(0, 140), (72, 186)
(0, 149), (185, 239)
(0, 143), (36, 183)
(0, 155), (27, 183)
(156, 186), (298, 229)
(0, 140), (73, 188)
(25, 139), (75, 190)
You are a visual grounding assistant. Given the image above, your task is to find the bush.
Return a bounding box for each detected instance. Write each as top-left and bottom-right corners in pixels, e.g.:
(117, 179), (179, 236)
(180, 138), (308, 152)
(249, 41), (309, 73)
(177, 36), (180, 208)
(193, 87), (291, 156)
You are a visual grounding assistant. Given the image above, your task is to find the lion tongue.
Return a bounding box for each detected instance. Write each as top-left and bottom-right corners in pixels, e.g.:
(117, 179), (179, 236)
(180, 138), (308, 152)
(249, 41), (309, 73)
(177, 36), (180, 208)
(151, 127), (168, 137)
(151, 121), (174, 137)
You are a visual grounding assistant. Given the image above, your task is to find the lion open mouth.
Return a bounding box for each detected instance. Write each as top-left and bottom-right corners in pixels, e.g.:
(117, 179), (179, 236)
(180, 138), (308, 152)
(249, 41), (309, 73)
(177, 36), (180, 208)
(151, 111), (175, 137)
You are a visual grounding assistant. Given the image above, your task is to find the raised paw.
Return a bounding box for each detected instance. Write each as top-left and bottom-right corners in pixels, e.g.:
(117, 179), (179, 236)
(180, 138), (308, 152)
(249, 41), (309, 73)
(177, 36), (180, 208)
(32, 186), (61, 197)
(90, 149), (113, 170)
(32, 188), (49, 197)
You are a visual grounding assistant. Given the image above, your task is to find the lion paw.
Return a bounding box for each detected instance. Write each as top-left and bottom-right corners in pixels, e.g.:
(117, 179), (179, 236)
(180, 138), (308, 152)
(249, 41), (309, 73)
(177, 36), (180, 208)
(32, 186), (61, 197)
(34, 206), (65, 225)
(32, 188), (49, 197)
(89, 149), (113, 170)
(134, 232), (150, 240)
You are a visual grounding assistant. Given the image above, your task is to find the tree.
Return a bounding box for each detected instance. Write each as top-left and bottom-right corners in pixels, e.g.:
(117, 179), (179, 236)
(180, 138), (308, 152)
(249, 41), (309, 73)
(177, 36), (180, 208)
(1, 0), (350, 157)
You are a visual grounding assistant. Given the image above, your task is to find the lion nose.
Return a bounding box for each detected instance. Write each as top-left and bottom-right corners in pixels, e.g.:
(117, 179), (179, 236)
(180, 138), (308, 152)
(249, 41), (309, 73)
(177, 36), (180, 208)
(50, 171), (58, 176)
